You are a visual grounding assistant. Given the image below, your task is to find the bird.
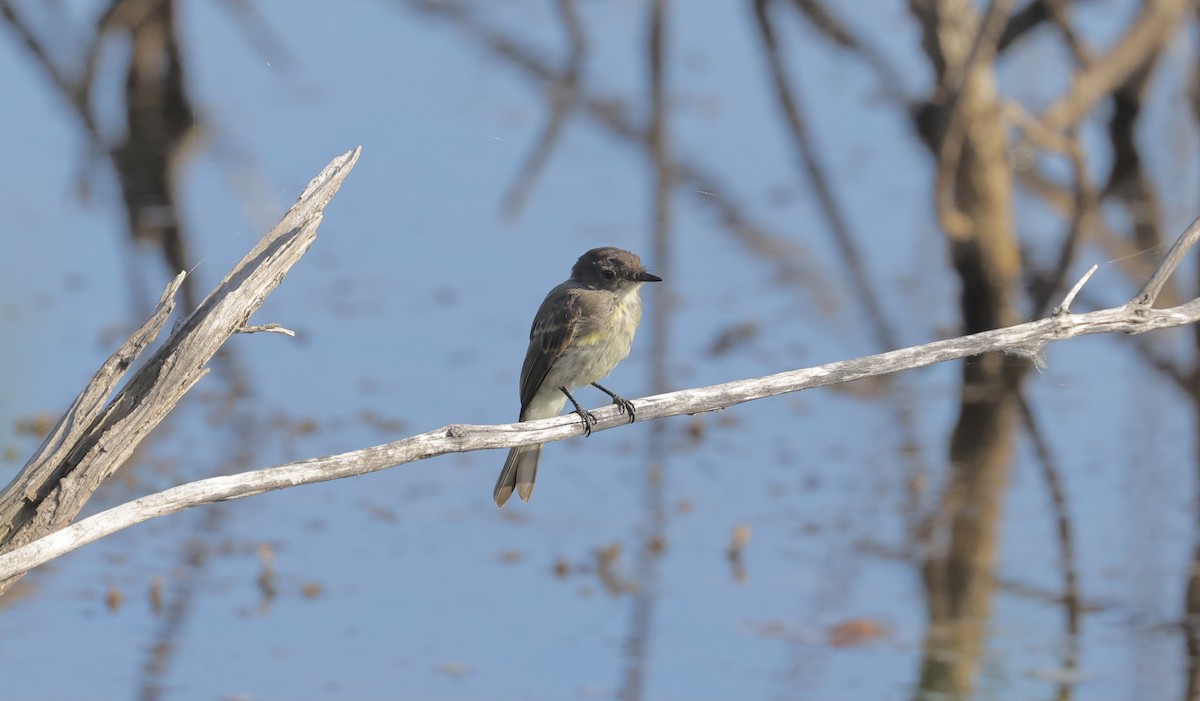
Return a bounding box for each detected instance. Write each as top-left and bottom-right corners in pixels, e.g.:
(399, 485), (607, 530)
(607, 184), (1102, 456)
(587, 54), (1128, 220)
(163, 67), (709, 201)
(494, 247), (662, 507)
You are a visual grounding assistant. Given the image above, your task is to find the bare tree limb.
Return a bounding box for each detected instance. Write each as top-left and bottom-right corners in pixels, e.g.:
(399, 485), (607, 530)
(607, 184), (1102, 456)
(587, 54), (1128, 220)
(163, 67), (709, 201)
(6, 223), (1200, 582)
(1054, 264), (1096, 315)
(0, 146), (361, 595)
(0, 272), (186, 538)
(1136, 214), (1200, 308)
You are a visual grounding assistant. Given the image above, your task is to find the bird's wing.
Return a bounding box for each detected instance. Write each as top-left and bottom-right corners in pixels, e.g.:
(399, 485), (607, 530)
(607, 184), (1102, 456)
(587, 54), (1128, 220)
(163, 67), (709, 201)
(519, 285), (583, 417)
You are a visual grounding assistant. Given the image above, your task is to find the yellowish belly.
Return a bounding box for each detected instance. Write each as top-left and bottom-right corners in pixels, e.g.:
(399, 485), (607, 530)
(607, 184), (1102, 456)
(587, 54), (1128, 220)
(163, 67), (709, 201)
(548, 299), (640, 389)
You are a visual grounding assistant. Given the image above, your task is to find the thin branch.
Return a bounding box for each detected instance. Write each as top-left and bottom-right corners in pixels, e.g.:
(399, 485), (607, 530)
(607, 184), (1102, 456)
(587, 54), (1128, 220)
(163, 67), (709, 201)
(1054, 264), (1097, 315)
(1015, 161), (1163, 300)
(1008, 104), (1097, 319)
(236, 323), (295, 336)
(6, 243), (1200, 580)
(0, 147), (361, 594)
(757, 0), (932, 542)
(0, 272), (185, 539)
(1136, 214), (1200, 308)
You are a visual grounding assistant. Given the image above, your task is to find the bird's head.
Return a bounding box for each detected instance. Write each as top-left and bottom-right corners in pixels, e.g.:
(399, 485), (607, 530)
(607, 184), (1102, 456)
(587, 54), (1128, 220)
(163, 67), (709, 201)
(571, 247), (662, 291)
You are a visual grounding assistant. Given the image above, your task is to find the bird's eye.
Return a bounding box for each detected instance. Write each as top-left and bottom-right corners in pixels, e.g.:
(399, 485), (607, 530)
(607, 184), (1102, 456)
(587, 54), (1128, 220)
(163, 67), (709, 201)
(602, 269), (616, 279)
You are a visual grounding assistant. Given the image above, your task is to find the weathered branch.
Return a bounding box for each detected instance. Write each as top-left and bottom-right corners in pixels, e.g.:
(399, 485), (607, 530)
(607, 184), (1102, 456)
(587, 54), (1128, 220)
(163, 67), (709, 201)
(5, 230), (1200, 582)
(0, 146), (361, 595)
(0, 272), (185, 540)
(1135, 214), (1200, 308)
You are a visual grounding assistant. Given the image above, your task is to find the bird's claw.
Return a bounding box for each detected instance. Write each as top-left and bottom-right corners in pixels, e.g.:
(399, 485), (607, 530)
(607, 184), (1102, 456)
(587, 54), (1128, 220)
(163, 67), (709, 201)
(574, 407), (599, 437)
(612, 396), (636, 423)
(591, 383), (637, 425)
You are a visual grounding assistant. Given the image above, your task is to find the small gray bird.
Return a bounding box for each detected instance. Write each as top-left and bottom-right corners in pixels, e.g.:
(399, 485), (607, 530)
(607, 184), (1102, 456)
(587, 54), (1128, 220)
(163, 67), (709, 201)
(494, 247), (662, 507)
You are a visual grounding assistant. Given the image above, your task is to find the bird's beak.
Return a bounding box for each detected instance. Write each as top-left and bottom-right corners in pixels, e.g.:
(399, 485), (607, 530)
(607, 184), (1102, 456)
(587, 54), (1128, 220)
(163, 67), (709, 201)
(636, 271), (663, 282)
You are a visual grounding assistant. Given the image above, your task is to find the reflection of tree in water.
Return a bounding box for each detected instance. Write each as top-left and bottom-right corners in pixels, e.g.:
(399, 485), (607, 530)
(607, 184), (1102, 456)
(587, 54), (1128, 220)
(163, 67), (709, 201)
(6, 0), (1200, 696)
(0, 3), (279, 698)
(1, 0), (199, 312)
(407, 0), (1200, 698)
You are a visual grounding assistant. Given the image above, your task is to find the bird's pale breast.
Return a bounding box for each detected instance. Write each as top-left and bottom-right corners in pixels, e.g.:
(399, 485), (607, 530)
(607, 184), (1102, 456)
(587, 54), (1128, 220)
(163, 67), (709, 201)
(546, 286), (643, 390)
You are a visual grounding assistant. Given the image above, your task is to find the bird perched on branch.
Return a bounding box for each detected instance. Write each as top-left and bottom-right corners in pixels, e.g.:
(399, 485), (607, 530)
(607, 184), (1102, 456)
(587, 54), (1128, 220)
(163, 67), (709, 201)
(494, 247), (662, 507)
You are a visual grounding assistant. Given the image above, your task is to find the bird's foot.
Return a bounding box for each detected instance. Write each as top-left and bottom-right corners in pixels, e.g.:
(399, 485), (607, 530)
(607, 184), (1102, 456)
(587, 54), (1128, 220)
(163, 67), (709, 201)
(574, 406), (599, 437)
(611, 395), (636, 423)
(561, 387), (598, 437)
(592, 382), (636, 423)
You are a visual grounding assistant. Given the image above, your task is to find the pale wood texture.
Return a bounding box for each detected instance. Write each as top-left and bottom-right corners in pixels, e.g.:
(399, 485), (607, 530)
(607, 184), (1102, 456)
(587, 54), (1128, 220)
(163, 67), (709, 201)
(0, 147), (361, 594)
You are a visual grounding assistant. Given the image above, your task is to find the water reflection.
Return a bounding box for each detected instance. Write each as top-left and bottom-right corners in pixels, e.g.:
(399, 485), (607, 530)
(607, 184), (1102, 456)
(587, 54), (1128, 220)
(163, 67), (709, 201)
(4, 0), (1200, 698)
(619, 2), (672, 700)
(1, 0), (199, 311)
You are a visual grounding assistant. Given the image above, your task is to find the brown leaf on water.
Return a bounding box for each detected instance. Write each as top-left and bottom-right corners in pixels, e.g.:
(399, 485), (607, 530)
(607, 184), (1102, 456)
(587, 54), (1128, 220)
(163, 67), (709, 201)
(827, 618), (888, 648)
(105, 586), (123, 612)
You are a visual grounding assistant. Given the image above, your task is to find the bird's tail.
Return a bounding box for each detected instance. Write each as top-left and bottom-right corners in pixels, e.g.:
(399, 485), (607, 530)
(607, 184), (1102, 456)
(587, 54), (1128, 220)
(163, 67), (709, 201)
(494, 444), (542, 508)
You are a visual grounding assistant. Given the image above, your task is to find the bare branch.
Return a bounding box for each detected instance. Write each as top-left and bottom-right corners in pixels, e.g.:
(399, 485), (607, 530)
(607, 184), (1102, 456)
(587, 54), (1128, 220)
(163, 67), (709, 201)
(1054, 264), (1097, 315)
(0, 272), (186, 532)
(0, 147), (362, 594)
(1135, 214), (1200, 308)
(6, 237), (1200, 581)
(236, 323), (296, 336)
